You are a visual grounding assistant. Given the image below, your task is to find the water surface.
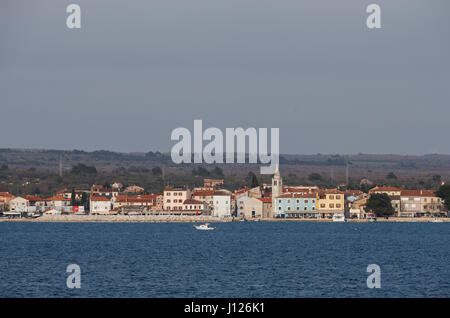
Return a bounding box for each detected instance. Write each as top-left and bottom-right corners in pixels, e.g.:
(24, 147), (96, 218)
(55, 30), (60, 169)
(0, 222), (448, 297)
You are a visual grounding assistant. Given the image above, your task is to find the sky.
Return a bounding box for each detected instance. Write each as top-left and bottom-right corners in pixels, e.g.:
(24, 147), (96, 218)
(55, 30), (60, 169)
(1, 0), (449, 155)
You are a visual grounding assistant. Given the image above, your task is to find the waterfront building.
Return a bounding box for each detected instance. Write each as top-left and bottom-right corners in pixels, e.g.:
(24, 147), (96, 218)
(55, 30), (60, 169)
(90, 196), (112, 215)
(258, 197), (273, 218)
(317, 189), (345, 218)
(163, 186), (191, 212)
(113, 195), (156, 210)
(182, 199), (210, 215)
(237, 196), (273, 219)
(0, 192), (15, 209)
(9, 196), (29, 213)
(400, 190), (443, 217)
(46, 195), (71, 208)
(213, 190), (231, 218)
(349, 197), (368, 219)
(191, 189), (215, 208)
(274, 193), (318, 218)
(24, 195), (46, 213)
(236, 195), (249, 216)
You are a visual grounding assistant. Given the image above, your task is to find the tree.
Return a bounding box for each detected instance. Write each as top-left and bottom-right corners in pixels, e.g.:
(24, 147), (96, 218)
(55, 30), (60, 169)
(432, 174), (441, 183)
(212, 166), (224, 177)
(152, 166), (163, 176)
(366, 193), (394, 217)
(80, 192), (89, 212)
(192, 167), (210, 177)
(71, 188), (77, 206)
(70, 163), (97, 174)
(308, 173), (322, 181)
(436, 184), (450, 211)
(386, 172), (397, 180)
(246, 172), (259, 188)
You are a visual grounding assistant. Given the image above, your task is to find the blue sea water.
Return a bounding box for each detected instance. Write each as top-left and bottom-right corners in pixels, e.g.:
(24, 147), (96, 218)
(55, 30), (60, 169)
(0, 222), (449, 297)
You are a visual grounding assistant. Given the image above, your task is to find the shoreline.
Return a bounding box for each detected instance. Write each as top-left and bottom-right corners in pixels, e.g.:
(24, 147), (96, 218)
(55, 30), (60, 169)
(0, 215), (449, 223)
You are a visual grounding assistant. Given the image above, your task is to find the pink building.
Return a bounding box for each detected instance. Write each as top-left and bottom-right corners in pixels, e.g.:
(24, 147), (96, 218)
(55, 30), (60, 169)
(163, 187), (191, 211)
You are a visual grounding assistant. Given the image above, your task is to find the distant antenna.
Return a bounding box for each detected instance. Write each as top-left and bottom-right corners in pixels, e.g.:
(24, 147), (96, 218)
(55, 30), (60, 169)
(59, 154), (63, 177)
(331, 167), (334, 185)
(346, 160), (349, 185)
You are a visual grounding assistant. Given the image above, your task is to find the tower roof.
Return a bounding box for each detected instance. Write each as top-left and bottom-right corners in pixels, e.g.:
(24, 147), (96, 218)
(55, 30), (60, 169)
(273, 163), (280, 177)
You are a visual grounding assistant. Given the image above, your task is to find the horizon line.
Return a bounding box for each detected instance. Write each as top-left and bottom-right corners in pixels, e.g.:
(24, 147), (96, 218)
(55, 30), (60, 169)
(1, 147), (450, 157)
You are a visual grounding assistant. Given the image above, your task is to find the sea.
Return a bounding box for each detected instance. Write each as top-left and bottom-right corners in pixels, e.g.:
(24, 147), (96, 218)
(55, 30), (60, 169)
(0, 222), (448, 297)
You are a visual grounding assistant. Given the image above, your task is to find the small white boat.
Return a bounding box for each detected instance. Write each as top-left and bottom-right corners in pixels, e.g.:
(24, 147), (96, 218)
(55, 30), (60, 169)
(431, 218), (443, 223)
(332, 213), (347, 222)
(194, 223), (215, 230)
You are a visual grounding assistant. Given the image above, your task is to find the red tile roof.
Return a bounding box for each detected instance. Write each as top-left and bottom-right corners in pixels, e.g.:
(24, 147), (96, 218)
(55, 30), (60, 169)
(318, 189), (344, 195)
(91, 196), (110, 201)
(234, 187), (251, 194)
(24, 195), (44, 201)
(0, 192), (15, 198)
(369, 186), (402, 193)
(276, 193), (317, 199)
(192, 190), (215, 197)
(47, 195), (70, 201)
(400, 190), (437, 197)
(214, 190), (230, 196)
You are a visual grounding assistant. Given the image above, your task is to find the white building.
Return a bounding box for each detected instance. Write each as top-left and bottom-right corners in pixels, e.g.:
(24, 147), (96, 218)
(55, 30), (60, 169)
(90, 196), (112, 215)
(47, 195), (71, 208)
(213, 191), (231, 218)
(9, 197), (29, 213)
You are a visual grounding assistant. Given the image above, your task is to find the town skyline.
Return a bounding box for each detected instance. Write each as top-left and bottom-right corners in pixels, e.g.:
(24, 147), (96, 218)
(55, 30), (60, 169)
(2, 1), (450, 155)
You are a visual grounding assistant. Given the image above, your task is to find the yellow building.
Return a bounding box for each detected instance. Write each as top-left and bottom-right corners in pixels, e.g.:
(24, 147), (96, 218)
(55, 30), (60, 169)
(317, 189), (345, 218)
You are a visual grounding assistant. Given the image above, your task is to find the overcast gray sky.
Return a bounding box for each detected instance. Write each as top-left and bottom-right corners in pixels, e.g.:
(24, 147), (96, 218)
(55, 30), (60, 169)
(1, 0), (449, 154)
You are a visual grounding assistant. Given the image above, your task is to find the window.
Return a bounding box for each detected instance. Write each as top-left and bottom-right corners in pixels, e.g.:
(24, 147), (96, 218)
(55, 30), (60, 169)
(274, 181), (277, 186)
(329, 204), (334, 208)
(167, 199), (171, 203)
(304, 207), (307, 210)
(287, 207), (290, 210)
(304, 200), (308, 203)
(321, 204), (325, 208)
(329, 195), (334, 200)
(336, 195), (340, 199)
(278, 207), (281, 210)
(336, 204), (341, 208)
